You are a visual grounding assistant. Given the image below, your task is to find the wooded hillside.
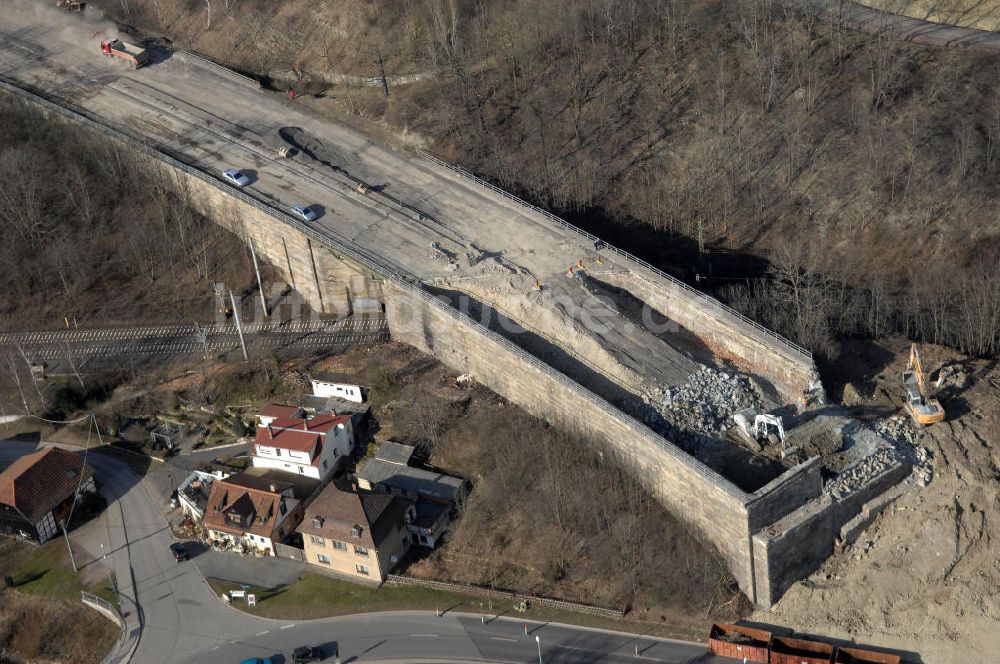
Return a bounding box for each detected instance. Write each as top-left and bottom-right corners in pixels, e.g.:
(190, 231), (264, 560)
(89, 0), (1000, 356)
(0, 96), (253, 329)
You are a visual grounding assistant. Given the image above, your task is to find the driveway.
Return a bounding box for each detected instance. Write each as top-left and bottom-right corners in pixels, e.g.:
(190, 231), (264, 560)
(193, 548), (304, 588)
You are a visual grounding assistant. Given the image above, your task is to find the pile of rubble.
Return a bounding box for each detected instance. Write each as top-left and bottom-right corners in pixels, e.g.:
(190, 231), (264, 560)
(874, 415), (934, 487)
(639, 366), (763, 445)
(826, 447), (901, 499)
(826, 416), (934, 499)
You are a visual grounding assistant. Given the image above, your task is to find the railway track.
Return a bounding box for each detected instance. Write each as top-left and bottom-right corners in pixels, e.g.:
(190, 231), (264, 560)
(0, 315), (390, 364)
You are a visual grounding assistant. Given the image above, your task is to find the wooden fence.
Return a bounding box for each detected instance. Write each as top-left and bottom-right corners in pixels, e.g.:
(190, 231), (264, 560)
(384, 574), (624, 618)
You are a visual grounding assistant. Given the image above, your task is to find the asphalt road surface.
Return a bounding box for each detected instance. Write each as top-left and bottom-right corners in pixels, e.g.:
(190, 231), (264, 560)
(186, 612), (721, 664)
(0, 438), (727, 663)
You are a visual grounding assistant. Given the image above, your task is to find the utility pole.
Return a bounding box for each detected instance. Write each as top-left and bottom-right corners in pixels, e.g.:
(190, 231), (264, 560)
(375, 51), (389, 97)
(91, 413), (105, 446)
(64, 343), (85, 390)
(194, 322), (210, 360)
(535, 635), (543, 664)
(229, 290), (249, 361)
(249, 239), (269, 318)
(7, 355), (29, 414)
(60, 520), (77, 573)
(15, 345), (45, 410)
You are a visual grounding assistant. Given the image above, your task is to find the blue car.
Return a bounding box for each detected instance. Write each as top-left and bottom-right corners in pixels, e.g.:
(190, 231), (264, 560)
(239, 658), (273, 664)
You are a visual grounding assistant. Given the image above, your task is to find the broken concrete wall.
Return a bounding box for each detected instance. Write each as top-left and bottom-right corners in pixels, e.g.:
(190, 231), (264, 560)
(752, 495), (838, 607)
(597, 271), (818, 402)
(746, 457), (824, 533)
(832, 461), (912, 529)
(383, 280), (762, 598)
(751, 460), (912, 606)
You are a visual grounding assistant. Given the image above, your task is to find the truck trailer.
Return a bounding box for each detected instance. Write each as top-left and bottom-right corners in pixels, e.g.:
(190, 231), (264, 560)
(100, 38), (148, 69)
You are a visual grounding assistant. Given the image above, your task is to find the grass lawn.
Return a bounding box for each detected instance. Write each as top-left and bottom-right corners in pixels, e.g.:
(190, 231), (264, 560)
(206, 574), (706, 641)
(0, 537), (118, 607)
(208, 573), (471, 620)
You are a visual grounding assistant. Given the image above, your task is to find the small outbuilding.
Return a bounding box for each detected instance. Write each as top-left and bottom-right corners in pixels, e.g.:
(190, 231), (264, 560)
(309, 372), (365, 403)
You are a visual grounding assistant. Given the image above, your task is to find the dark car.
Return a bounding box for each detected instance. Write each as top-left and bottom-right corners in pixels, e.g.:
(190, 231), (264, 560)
(292, 645), (323, 663)
(169, 542), (189, 562)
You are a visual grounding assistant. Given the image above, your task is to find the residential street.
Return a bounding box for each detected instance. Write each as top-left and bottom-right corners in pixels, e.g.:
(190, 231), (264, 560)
(186, 612), (718, 664)
(1, 437), (725, 663)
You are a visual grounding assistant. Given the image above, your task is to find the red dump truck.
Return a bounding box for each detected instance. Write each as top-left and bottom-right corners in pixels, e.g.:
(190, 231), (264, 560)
(100, 38), (148, 69)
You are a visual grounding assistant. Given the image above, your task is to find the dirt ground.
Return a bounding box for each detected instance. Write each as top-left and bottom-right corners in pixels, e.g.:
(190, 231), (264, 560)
(758, 339), (1000, 663)
(0, 592), (118, 663)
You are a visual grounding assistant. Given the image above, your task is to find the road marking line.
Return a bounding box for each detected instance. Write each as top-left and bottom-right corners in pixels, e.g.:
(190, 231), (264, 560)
(410, 634), (439, 637)
(490, 637), (518, 642)
(280, 624), (296, 630)
(256, 630), (269, 636)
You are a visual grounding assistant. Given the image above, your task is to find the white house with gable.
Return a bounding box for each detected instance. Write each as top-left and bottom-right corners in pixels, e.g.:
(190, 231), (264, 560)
(253, 413), (355, 480)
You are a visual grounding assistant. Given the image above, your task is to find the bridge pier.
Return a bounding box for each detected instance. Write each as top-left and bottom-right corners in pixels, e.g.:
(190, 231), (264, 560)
(164, 169), (384, 317)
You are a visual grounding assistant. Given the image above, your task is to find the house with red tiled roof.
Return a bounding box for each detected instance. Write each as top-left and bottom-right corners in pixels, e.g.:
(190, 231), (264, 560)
(0, 448), (97, 543)
(252, 413), (354, 480)
(202, 473), (305, 556)
(258, 404), (303, 427)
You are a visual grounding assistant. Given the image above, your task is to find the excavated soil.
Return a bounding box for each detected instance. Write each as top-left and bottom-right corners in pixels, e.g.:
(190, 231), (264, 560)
(757, 341), (1000, 663)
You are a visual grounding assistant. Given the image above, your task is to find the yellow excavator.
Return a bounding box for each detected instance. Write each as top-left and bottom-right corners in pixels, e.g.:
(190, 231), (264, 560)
(903, 343), (945, 425)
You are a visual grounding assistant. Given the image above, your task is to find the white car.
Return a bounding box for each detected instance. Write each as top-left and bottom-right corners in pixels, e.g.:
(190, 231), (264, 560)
(222, 169), (251, 187)
(290, 204), (317, 221)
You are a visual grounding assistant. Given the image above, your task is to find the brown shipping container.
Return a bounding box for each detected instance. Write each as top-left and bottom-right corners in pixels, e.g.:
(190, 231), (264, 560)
(835, 646), (902, 664)
(708, 623), (771, 663)
(770, 636), (835, 664)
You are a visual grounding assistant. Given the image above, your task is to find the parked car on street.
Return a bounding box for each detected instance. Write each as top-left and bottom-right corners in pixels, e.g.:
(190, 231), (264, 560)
(169, 542), (189, 562)
(290, 204), (317, 221)
(222, 169), (251, 187)
(292, 645), (324, 663)
(239, 658), (273, 664)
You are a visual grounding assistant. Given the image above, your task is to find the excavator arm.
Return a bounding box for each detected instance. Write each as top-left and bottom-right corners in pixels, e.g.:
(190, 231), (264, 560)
(905, 343), (945, 425)
(910, 343), (928, 398)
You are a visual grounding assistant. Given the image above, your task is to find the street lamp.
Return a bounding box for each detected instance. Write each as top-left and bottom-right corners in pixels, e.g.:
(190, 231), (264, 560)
(535, 635), (542, 664)
(100, 543), (119, 605)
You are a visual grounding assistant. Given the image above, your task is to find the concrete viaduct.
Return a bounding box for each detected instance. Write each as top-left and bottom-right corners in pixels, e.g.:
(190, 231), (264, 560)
(0, 2), (862, 606)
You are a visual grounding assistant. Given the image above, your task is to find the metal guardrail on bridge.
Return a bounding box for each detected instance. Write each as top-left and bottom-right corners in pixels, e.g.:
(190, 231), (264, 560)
(416, 149), (813, 363)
